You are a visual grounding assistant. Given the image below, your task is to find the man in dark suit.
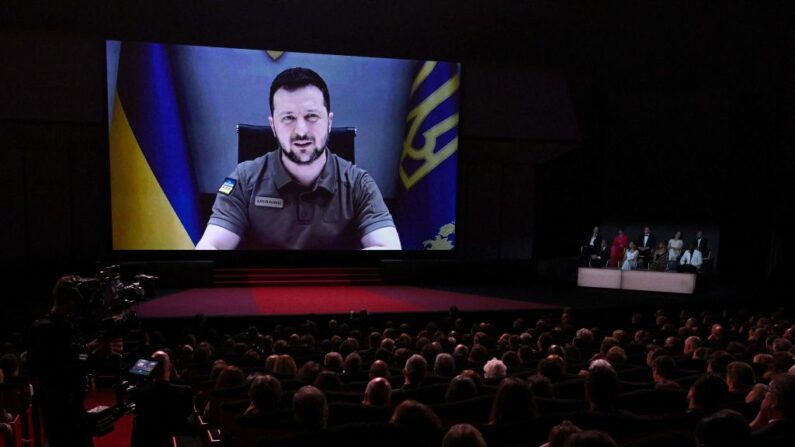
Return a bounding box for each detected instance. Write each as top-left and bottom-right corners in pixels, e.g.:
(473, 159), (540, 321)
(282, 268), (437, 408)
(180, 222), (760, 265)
(692, 230), (710, 258)
(580, 226), (603, 266)
(589, 240), (611, 268)
(750, 373), (795, 443)
(637, 226), (657, 269)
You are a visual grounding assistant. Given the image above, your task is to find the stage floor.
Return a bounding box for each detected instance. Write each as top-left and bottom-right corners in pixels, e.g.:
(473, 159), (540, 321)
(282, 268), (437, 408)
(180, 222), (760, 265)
(133, 285), (559, 318)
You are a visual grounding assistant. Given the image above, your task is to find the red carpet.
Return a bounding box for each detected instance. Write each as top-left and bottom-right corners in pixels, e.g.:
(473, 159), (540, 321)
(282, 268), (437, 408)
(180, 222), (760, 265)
(134, 285), (557, 318)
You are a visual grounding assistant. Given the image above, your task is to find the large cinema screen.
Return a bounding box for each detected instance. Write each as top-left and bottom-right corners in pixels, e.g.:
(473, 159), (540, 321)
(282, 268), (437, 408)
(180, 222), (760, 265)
(107, 41), (460, 251)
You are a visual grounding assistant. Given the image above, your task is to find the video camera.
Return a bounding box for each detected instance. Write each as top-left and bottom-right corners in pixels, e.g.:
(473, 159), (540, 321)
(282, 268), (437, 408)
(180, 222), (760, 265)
(67, 265), (157, 340)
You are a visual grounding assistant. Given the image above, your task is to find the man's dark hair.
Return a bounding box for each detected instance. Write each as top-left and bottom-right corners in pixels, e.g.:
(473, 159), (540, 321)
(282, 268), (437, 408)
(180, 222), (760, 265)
(404, 354), (428, 385)
(586, 366), (621, 411)
(564, 430), (617, 447)
(708, 351), (733, 377)
(768, 372), (795, 419)
(725, 361), (755, 390)
(652, 355), (676, 380)
(695, 409), (750, 447)
(446, 375), (478, 403)
(442, 423), (487, 447)
(293, 385), (328, 431)
(538, 357), (565, 383)
(690, 374), (728, 410)
(269, 67), (330, 114)
(390, 400), (441, 439)
(249, 374), (283, 413)
(489, 377), (538, 424)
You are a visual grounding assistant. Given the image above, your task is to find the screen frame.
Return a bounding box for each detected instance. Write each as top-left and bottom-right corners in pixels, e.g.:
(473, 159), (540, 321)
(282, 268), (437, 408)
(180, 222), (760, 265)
(103, 38), (466, 263)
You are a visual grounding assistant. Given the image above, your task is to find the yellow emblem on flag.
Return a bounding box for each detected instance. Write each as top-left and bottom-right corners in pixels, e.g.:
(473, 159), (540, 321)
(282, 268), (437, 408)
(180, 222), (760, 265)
(267, 51), (284, 61)
(423, 222), (456, 250)
(400, 62), (460, 191)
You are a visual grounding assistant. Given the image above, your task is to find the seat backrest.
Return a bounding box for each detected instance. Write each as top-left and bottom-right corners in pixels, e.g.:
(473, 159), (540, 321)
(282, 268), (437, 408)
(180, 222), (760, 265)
(237, 124), (356, 164)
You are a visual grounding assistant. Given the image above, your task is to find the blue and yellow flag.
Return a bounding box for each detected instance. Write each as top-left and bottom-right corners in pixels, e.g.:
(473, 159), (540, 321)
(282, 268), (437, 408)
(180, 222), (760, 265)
(394, 61), (460, 250)
(109, 42), (202, 249)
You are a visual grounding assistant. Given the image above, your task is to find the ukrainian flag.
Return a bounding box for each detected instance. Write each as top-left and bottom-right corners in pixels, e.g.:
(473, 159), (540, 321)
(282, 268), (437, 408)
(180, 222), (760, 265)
(109, 42), (202, 249)
(394, 61), (460, 250)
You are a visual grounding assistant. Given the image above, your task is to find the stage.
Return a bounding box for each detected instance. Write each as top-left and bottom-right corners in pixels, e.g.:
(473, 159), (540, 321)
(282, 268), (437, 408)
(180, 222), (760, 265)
(133, 285), (559, 318)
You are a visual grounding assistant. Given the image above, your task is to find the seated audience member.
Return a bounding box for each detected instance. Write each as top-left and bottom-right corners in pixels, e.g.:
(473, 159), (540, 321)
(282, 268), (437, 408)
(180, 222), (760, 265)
(215, 364), (246, 389)
(707, 351), (733, 378)
(488, 377), (538, 425)
(589, 240), (611, 268)
(369, 359), (391, 380)
(434, 353), (457, 378)
(537, 356), (566, 384)
(342, 352), (364, 381)
(684, 335), (702, 357)
(403, 354), (429, 389)
(483, 358), (507, 384)
(293, 385), (328, 433)
(297, 361), (322, 384)
(313, 370), (343, 392)
(605, 346), (627, 369)
(695, 409), (751, 447)
(446, 375), (478, 403)
(272, 354), (298, 377)
(678, 242), (703, 273)
(390, 400), (441, 446)
(527, 375), (555, 399)
(563, 430), (618, 447)
(649, 241), (669, 271)
(651, 355), (680, 389)
(750, 373), (795, 441)
(130, 351), (193, 447)
(542, 420), (582, 447)
(323, 352), (344, 373)
(621, 241), (639, 271)
(363, 377), (392, 407)
(687, 375), (729, 420)
(244, 374), (283, 416)
(724, 361), (756, 401)
(442, 423), (487, 447)
(585, 366), (622, 413)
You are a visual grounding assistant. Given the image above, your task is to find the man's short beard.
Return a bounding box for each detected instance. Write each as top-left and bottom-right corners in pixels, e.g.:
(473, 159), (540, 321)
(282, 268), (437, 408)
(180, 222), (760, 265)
(281, 145), (325, 165)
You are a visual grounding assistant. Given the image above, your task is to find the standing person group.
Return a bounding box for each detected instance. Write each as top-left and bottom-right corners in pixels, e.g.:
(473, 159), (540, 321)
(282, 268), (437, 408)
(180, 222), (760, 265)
(580, 226), (711, 272)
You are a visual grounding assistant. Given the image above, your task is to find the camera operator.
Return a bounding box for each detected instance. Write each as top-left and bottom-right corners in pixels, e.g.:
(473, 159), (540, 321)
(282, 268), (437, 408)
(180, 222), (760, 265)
(27, 275), (123, 447)
(129, 350), (193, 447)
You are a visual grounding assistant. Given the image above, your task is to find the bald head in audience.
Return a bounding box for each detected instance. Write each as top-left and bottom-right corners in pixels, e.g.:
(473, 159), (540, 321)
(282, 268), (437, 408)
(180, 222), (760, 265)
(363, 377), (392, 407)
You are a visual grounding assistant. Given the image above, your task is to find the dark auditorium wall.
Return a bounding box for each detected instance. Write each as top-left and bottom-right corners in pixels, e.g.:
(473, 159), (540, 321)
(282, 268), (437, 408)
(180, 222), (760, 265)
(1, 1), (792, 287)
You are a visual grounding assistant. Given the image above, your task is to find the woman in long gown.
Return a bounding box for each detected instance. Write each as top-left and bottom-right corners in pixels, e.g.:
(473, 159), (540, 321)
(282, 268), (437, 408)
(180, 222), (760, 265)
(610, 228), (629, 268)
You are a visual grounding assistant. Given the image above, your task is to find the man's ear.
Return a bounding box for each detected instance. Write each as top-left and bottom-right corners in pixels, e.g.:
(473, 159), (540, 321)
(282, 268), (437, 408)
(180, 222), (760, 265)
(328, 111), (333, 132)
(268, 116), (276, 136)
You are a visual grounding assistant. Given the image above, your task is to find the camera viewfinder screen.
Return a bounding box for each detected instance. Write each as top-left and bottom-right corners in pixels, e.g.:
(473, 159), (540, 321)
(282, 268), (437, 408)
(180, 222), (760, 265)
(128, 359), (158, 377)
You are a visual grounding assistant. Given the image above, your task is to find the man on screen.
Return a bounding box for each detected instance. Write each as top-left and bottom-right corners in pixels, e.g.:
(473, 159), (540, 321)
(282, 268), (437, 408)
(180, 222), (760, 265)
(196, 67), (401, 250)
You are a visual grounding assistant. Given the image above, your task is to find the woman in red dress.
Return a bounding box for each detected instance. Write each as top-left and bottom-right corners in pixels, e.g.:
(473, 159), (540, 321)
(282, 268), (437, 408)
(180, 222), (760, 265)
(610, 228), (629, 268)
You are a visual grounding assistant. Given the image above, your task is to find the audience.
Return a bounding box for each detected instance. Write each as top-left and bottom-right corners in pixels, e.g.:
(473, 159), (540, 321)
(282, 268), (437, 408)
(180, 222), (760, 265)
(6, 289), (795, 447)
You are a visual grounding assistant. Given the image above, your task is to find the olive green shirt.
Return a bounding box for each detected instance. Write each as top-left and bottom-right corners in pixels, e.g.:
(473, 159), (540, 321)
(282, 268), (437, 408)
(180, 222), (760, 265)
(208, 149), (395, 249)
